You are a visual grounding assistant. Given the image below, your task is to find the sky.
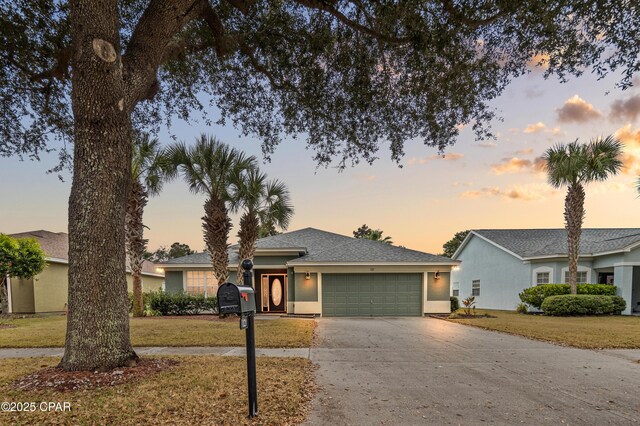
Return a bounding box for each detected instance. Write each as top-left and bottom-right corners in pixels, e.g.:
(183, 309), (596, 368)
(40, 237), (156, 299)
(1, 65), (639, 255)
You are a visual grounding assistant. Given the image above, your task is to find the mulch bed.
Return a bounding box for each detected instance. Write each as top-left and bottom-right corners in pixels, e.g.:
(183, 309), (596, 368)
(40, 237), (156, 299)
(0, 324), (16, 329)
(13, 358), (179, 392)
(430, 313), (497, 319)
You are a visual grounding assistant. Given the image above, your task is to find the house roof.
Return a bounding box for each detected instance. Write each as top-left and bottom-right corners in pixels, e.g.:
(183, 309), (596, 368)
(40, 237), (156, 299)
(456, 228), (640, 260)
(162, 227), (457, 266)
(8, 230), (161, 276)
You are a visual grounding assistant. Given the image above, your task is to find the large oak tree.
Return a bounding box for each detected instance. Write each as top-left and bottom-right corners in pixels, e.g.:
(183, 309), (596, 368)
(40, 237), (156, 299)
(1, 1), (638, 370)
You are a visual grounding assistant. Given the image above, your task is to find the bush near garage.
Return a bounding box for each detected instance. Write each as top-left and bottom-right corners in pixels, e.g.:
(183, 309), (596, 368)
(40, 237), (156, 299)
(450, 296), (459, 312)
(519, 284), (617, 309)
(146, 291), (218, 316)
(541, 295), (626, 316)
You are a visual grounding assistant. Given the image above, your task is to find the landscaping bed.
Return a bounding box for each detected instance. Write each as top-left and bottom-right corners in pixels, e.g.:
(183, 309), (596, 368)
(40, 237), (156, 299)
(446, 309), (640, 349)
(0, 356), (315, 425)
(430, 313), (496, 319)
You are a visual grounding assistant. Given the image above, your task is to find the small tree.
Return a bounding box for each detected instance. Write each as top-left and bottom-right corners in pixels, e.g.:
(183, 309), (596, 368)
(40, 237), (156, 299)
(168, 135), (256, 285)
(442, 230), (470, 258)
(126, 134), (169, 317)
(543, 136), (623, 294)
(230, 167), (294, 283)
(0, 235), (47, 313)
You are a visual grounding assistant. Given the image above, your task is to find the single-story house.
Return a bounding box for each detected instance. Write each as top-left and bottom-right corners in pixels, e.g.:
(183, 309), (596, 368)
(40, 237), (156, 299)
(451, 229), (640, 315)
(6, 230), (165, 314)
(158, 227), (458, 316)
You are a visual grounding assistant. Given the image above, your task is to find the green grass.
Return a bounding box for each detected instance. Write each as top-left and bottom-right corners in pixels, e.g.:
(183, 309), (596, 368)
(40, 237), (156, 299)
(0, 356), (314, 425)
(449, 309), (640, 349)
(0, 316), (315, 348)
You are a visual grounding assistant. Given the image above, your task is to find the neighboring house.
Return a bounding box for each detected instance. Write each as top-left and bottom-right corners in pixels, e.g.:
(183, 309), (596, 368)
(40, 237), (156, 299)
(158, 227), (458, 316)
(6, 230), (164, 314)
(451, 229), (640, 315)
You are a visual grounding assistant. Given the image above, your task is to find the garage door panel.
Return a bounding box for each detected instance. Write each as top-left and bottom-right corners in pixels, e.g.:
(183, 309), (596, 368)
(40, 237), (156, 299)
(322, 273), (422, 317)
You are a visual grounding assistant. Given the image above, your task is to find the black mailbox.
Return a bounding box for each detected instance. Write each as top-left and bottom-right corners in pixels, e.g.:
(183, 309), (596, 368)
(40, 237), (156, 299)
(217, 283), (256, 315)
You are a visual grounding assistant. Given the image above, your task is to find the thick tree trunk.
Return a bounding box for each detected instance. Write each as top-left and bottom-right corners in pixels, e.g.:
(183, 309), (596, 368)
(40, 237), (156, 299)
(126, 179), (148, 317)
(564, 183), (585, 295)
(237, 212), (259, 283)
(61, 0), (137, 371)
(203, 196), (232, 285)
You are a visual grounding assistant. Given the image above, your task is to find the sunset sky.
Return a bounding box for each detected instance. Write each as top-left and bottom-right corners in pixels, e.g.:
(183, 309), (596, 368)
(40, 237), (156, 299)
(1, 65), (639, 255)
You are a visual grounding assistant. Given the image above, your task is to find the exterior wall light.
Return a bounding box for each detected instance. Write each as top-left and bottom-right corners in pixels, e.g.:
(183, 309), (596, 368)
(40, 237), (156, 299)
(305, 272), (311, 280)
(435, 271), (440, 279)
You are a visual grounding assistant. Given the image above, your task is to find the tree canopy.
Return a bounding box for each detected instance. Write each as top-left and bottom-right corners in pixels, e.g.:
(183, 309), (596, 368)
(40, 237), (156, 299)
(441, 230), (470, 258)
(353, 224), (393, 244)
(0, 234), (47, 279)
(3, 1), (639, 169)
(145, 242), (195, 262)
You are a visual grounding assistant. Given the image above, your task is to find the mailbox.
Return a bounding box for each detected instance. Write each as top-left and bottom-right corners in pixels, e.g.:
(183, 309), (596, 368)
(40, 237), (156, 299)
(217, 283), (256, 315)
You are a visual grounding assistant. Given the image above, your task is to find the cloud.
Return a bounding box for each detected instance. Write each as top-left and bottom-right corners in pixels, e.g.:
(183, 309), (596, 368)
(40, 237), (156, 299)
(353, 173), (376, 182)
(615, 124), (640, 148)
(521, 122), (563, 136)
(515, 148), (534, 155)
(610, 95), (640, 122)
(556, 95), (602, 123)
(406, 152), (464, 165)
(590, 181), (632, 194)
(524, 86), (545, 99)
(527, 53), (550, 71)
(478, 142), (497, 148)
(461, 183), (556, 201)
(523, 122), (547, 134)
(491, 156), (546, 175)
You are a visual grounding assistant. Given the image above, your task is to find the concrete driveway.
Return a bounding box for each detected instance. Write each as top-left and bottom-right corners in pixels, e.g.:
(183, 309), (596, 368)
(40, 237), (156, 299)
(305, 317), (640, 425)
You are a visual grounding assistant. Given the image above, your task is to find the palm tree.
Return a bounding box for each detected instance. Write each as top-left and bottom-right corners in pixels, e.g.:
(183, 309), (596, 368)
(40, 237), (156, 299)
(543, 136), (623, 294)
(364, 229), (393, 245)
(229, 167), (294, 283)
(168, 135), (256, 285)
(126, 134), (169, 317)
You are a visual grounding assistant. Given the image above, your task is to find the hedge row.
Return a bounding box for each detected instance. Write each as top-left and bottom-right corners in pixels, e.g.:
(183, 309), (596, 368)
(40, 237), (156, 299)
(519, 284), (617, 309)
(541, 295), (626, 316)
(450, 296), (460, 312)
(147, 291), (218, 316)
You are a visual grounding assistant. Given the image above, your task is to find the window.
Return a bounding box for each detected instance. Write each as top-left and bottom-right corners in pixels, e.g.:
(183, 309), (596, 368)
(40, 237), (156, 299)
(564, 271), (588, 284)
(185, 271), (217, 297)
(452, 282), (460, 297)
(471, 280), (480, 296)
(536, 272), (550, 285)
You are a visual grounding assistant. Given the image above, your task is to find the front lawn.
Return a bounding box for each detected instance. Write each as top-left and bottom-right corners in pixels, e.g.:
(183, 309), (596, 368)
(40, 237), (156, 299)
(448, 310), (640, 349)
(0, 356), (314, 425)
(0, 316), (314, 348)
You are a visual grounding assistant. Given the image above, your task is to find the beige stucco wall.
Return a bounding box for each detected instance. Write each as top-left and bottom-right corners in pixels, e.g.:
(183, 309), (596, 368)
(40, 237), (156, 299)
(10, 277), (35, 313)
(33, 262), (69, 312)
(16, 261), (165, 313)
(127, 274), (164, 293)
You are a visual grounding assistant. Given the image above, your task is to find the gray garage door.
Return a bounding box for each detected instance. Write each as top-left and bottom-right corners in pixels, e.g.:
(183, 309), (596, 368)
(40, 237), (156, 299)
(322, 273), (422, 317)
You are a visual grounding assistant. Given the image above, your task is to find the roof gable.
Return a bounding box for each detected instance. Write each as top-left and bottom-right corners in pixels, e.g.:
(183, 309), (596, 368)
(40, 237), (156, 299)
(460, 228), (640, 259)
(163, 227), (455, 265)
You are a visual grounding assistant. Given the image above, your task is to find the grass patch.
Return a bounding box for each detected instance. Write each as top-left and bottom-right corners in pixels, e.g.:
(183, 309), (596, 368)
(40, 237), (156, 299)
(0, 355), (314, 425)
(0, 316), (314, 348)
(449, 309), (640, 349)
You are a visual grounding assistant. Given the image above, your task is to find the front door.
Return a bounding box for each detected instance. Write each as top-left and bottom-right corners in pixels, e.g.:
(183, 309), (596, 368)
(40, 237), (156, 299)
(261, 274), (287, 312)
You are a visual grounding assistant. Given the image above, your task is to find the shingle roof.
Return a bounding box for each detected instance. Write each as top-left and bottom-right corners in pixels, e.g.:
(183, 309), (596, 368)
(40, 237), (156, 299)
(163, 227), (456, 265)
(8, 230), (161, 275)
(472, 228), (640, 259)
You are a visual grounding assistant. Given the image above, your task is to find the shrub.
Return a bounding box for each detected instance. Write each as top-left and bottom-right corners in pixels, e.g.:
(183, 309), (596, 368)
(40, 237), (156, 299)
(147, 291), (218, 316)
(462, 296), (476, 316)
(541, 295), (626, 316)
(128, 292), (156, 315)
(516, 302), (528, 314)
(519, 284), (617, 309)
(448, 312), (459, 319)
(450, 296), (459, 312)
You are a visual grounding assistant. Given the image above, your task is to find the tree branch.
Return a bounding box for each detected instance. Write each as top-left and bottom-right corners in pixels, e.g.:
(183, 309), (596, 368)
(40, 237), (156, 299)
(293, 0), (412, 45)
(237, 39), (284, 90)
(440, 0), (507, 29)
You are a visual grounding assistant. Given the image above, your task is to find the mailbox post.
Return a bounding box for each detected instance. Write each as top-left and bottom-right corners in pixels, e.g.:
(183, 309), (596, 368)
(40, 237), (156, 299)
(216, 260), (258, 418)
(242, 259), (258, 418)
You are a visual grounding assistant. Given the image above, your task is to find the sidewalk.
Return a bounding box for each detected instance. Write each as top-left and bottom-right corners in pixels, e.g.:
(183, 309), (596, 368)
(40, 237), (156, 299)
(0, 346), (311, 359)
